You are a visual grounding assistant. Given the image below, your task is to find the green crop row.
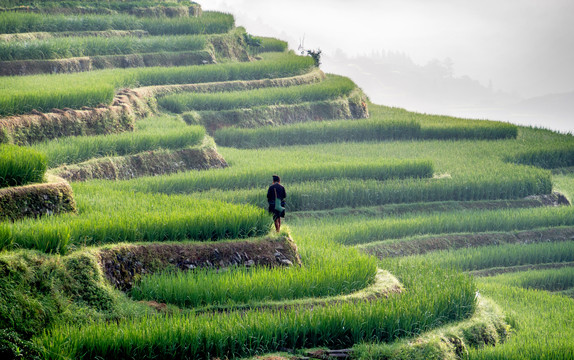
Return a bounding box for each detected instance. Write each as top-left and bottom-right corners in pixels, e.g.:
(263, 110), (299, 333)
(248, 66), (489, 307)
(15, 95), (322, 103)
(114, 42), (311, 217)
(185, 168), (551, 212)
(0, 144), (47, 187)
(38, 262), (476, 359)
(32, 122), (205, 168)
(158, 75), (356, 113)
(483, 267), (574, 292)
(309, 206), (574, 245)
(0, 11), (233, 35)
(214, 118), (421, 148)
(256, 36), (288, 53)
(214, 114), (518, 148)
(0, 33), (206, 61)
(131, 242), (377, 308)
(397, 241), (574, 272)
(507, 145), (574, 169)
(0, 1), (196, 12)
(0, 52), (315, 116)
(106, 158), (434, 194)
(469, 280), (574, 360)
(4, 184), (270, 254)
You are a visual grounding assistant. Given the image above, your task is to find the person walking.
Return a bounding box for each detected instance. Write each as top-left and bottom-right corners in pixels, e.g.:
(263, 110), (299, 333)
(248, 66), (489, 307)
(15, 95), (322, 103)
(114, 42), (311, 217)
(267, 174), (286, 232)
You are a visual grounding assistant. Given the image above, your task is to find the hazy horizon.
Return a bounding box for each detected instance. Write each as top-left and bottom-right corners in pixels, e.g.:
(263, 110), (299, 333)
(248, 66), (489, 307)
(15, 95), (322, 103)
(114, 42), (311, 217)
(201, 0), (574, 133)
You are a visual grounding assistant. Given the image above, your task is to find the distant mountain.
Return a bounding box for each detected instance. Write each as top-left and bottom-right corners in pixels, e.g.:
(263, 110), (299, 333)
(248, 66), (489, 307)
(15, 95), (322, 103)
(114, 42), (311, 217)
(321, 51), (519, 115)
(511, 91), (574, 117)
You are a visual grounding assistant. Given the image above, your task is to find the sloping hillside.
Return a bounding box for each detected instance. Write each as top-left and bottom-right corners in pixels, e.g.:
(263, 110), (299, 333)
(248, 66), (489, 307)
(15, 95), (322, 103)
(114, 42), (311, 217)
(0, 1), (573, 359)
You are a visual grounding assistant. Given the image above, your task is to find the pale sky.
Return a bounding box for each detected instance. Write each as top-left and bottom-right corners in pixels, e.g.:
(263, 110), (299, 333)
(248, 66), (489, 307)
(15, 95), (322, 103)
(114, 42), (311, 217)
(202, 0), (574, 98)
(201, 0), (574, 132)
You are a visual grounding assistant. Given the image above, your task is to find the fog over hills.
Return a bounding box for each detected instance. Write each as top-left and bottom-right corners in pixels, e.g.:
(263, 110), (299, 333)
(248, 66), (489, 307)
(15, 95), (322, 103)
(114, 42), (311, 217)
(201, 0), (574, 133)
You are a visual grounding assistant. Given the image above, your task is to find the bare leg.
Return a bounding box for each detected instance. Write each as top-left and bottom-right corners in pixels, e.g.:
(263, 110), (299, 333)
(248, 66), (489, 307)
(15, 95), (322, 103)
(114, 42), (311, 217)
(274, 217), (281, 232)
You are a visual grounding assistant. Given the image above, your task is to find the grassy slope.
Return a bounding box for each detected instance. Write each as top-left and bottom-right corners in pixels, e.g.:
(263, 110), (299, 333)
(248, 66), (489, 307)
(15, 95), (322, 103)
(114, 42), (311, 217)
(1, 2), (573, 358)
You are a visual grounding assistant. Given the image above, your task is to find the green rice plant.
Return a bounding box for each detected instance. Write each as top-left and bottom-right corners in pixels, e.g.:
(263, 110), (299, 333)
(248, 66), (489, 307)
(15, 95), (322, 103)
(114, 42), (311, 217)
(8, 184), (270, 253)
(131, 243), (377, 307)
(214, 108), (522, 148)
(398, 241), (574, 272)
(213, 118), (421, 148)
(0, 144), (47, 187)
(32, 124), (205, 167)
(469, 277), (574, 359)
(484, 267), (574, 292)
(185, 169), (552, 212)
(420, 119), (518, 140)
(107, 158), (434, 194)
(0, 11), (233, 35)
(139, 12), (234, 35)
(0, 223), (12, 251)
(0, 34), (207, 61)
(303, 206), (574, 245)
(507, 144), (574, 169)
(0, 1), (198, 13)
(0, 84), (115, 117)
(158, 75), (357, 113)
(324, 207), (574, 244)
(258, 36), (288, 53)
(37, 262), (476, 359)
(0, 52), (314, 116)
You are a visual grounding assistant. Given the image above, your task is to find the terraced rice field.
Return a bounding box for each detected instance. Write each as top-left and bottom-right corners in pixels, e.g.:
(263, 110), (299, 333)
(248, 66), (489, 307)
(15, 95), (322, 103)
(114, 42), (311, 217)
(0, 1), (573, 359)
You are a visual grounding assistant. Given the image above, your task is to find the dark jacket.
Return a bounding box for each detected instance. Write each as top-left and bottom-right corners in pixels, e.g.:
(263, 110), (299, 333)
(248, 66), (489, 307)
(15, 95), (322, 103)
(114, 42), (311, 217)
(267, 183), (286, 202)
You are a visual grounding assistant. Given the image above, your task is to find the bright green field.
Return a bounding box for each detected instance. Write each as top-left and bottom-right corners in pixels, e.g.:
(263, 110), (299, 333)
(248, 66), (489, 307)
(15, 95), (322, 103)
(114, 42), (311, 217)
(1, 1), (573, 359)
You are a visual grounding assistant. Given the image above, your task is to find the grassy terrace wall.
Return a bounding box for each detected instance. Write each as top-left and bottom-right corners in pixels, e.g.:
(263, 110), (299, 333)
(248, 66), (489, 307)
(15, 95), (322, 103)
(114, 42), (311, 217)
(0, 89), (152, 145)
(0, 11), (232, 36)
(0, 1), (203, 17)
(0, 50), (215, 76)
(0, 53), (314, 116)
(0, 175), (75, 223)
(214, 104), (518, 148)
(99, 233), (301, 291)
(192, 93), (368, 133)
(51, 139), (228, 182)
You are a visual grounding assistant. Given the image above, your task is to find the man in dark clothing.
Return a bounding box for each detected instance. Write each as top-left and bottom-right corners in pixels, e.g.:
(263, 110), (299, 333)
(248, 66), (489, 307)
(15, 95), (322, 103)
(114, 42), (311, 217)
(267, 174), (286, 232)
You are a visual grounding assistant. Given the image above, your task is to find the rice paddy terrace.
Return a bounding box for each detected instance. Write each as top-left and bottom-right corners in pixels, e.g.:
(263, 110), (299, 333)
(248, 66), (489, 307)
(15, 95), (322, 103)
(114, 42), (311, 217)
(0, 1), (573, 359)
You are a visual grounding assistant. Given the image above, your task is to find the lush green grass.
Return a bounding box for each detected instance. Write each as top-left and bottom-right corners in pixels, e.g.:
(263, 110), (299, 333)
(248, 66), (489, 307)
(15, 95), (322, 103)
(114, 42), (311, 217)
(7, 183), (271, 254)
(158, 75), (356, 113)
(481, 267), (574, 292)
(507, 144), (574, 169)
(469, 278), (574, 359)
(106, 158), (434, 194)
(0, 34), (207, 61)
(38, 262), (476, 360)
(214, 118), (421, 148)
(214, 107), (518, 148)
(294, 206), (574, 245)
(130, 240), (377, 308)
(396, 241), (574, 272)
(186, 171), (551, 211)
(0, 144), (47, 187)
(32, 122), (205, 168)
(257, 36), (288, 53)
(0, 0), (197, 12)
(0, 52), (314, 116)
(0, 11), (234, 35)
